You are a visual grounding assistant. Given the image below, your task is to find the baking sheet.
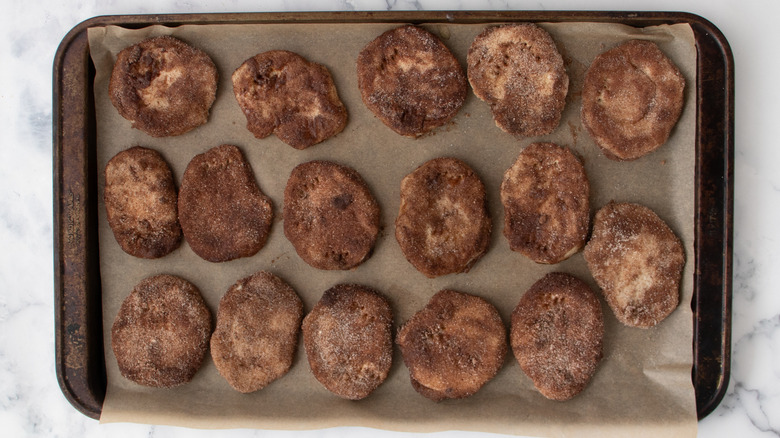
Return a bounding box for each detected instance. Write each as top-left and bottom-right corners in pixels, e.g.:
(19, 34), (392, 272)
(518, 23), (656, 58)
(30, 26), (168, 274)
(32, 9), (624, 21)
(88, 21), (697, 437)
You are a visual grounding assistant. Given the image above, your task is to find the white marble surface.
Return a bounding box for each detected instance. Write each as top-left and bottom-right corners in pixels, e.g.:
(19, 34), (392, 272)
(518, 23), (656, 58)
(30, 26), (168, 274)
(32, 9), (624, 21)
(0, 0), (777, 437)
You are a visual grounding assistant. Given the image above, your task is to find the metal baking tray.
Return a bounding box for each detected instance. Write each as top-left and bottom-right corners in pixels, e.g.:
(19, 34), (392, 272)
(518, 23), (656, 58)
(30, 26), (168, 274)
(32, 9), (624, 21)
(53, 10), (733, 422)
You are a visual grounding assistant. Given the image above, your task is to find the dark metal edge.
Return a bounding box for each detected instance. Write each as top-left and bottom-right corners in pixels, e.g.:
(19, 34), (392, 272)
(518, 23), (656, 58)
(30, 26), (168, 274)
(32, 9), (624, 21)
(685, 13), (734, 420)
(53, 10), (734, 422)
(53, 16), (108, 421)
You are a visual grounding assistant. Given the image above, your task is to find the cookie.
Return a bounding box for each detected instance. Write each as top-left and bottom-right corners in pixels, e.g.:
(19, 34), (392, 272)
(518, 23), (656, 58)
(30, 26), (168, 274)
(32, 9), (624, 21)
(467, 23), (569, 136)
(511, 272), (604, 401)
(357, 25), (467, 137)
(232, 50), (347, 149)
(111, 274), (212, 388)
(283, 160), (380, 270)
(210, 271), (303, 393)
(581, 40), (686, 161)
(109, 35), (218, 137)
(302, 284), (394, 400)
(395, 157), (491, 278)
(103, 146), (181, 259)
(583, 202), (685, 328)
(178, 144), (274, 262)
(500, 142), (590, 264)
(397, 289), (507, 401)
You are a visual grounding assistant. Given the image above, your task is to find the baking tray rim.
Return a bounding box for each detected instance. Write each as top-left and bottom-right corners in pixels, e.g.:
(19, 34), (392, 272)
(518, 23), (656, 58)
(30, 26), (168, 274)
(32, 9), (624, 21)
(53, 9), (734, 424)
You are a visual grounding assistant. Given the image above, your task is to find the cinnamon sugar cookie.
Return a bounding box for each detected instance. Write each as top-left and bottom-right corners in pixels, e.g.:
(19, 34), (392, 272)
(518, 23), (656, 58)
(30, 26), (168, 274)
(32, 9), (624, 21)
(467, 23), (569, 136)
(302, 284), (393, 400)
(111, 274), (212, 388)
(109, 36), (217, 137)
(511, 272), (604, 401)
(283, 160), (380, 270)
(395, 157), (491, 278)
(357, 25), (467, 137)
(501, 142), (589, 264)
(211, 271), (303, 393)
(232, 50), (347, 149)
(397, 289), (507, 401)
(178, 144), (273, 262)
(103, 146), (181, 259)
(584, 202), (685, 328)
(581, 40), (686, 161)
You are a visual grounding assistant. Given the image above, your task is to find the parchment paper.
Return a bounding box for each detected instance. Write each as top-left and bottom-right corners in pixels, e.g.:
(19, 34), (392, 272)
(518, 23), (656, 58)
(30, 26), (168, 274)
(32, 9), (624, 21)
(88, 20), (698, 437)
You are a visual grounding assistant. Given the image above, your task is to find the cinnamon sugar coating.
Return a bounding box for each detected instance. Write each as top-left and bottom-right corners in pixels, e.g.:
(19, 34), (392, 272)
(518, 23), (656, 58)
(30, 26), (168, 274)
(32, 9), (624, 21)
(232, 50), (347, 149)
(467, 23), (569, 136)
(111, 274), (212, 388)
(302, 284), (394, 400)
(395, 157), (491, 278)
(283, 160), (380, 270)
(397, 290), (507, 401)
(501, 142), (590, 264)
(357, 25), (467, 137)
(511, 272), (604, 401)
(584, 202), (685, 328)
(109, 36), (217, 137)
(581, 40), (686, 161)
(178, 144), (273, 262)
(211, 271), (303, 393)
(104, 146), (181, 259)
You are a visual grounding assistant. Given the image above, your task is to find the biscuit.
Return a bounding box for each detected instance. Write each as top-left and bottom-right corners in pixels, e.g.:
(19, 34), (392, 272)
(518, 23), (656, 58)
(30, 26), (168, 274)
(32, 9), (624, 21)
(395, 157), (491, 278)
(501, 142), (589, 264)
(511, 272), (604, 401)
(357, 25), (467, 137)
(232, 50), (347, 149)
(467, 23), (569, 136)
(397, 289), (507, 401)
(581, 40), (686, 161)
(178, 144), (274, 262)
(283, 160), (380, 270)
(210, 271), (303, 393)
(302, 284), (394, 400)
(109, 35), (217, 137)
(583, 202), (685, 328)
(103, 146), (181, 259)
(111, 274), (212, 388)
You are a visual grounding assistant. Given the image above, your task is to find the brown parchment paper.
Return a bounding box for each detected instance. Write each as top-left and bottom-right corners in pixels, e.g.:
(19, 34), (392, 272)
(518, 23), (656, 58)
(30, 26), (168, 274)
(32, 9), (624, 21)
(88, 20), (697, 437)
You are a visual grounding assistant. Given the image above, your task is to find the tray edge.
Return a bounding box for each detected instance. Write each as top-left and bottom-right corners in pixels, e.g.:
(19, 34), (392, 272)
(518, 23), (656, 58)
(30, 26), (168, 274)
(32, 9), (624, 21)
(686, 12), (735, 420)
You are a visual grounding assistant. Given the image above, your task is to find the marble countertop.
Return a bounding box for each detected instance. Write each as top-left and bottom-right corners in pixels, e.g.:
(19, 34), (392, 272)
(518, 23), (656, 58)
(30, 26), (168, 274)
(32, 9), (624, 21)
(1, 0), (777, 437)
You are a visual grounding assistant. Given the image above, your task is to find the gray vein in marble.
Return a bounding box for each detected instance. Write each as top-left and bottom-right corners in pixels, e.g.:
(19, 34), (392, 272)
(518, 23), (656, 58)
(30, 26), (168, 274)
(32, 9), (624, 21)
(340, 0), (357, 11)
(719, 312), (780, 436)
(736, 385), (779, 436)
(385, 0), (423, 10)
(733, 255), (757, 304)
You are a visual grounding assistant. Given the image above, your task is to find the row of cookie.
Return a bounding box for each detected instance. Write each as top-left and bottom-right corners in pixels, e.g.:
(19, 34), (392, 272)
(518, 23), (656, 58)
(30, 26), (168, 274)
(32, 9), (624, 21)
(105, 141), (684, 329)
(109, 23), (685, 160)
(109, 34), (345, 147)
(112, 270), (601, 401)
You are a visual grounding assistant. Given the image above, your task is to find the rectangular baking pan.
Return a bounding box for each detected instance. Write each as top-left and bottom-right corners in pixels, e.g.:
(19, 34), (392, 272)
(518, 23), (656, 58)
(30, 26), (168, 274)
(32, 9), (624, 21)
(53, 10), (733, 422)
